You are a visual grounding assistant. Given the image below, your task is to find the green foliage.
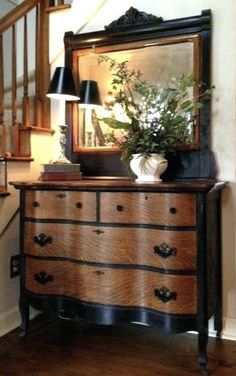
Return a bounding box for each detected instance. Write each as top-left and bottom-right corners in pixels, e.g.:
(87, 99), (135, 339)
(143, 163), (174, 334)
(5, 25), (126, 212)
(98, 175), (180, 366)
(97, 55), (212, 161)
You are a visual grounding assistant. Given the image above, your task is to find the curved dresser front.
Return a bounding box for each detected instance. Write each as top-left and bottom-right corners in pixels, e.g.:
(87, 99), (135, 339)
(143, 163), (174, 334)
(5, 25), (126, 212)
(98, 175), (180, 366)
(11, 179), (225, 373)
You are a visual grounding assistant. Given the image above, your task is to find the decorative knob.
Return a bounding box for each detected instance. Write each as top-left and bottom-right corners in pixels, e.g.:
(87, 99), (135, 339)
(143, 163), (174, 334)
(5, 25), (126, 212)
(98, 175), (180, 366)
(76, 202), (83, 209)
(154, 287), (177, 303)
(116, 205), (123, 211)
(33, 233), (53, 247)
(153, 243), (177, 258)
(169, 207), (177, 214)
(34, 271), (54, 285)
(32, 201), (40, 207)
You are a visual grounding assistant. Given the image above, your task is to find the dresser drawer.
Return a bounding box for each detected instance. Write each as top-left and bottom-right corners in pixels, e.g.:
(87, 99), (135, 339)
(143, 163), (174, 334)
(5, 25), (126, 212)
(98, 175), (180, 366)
(25, 190), (97, 221)
(25, 258), (197, 315)
(25, 222), (196, 270)
(100, 192), (196, 226)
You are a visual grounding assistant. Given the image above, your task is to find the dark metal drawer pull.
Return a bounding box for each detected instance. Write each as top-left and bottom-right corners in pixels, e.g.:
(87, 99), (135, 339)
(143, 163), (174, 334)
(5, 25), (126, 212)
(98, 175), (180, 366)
(169, 207), (177, 214)
(116, 205), (123, 211)
(34, 271), (54, 285)
(153, 243), (177, 258)
(76, 202), (83, 209)
(33, 233), (53, 247)
(32, 201), (40, 207)
(93, 229), (104, 235)
(154, 287), (177, 303)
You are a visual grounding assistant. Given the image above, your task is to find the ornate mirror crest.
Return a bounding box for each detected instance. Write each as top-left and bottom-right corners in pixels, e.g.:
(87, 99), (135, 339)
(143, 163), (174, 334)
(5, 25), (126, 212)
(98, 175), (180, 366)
(104, 7), (163, 29)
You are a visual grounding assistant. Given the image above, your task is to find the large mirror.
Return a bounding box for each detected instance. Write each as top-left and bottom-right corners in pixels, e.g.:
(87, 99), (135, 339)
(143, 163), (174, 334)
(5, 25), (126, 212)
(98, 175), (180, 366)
(65, 9), (212, 179)
(73, 35), (200, 152)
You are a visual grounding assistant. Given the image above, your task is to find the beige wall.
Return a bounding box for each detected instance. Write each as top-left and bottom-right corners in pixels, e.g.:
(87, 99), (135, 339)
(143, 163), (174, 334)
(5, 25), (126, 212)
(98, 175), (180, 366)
(0, 0), (235, 339)
(0, 134), (54, 336)
(0, 1), (18, 18)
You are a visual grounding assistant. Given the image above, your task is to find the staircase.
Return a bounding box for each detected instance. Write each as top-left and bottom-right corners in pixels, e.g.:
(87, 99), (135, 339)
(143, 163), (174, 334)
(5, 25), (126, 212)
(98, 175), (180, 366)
(0, 0), (71, 160)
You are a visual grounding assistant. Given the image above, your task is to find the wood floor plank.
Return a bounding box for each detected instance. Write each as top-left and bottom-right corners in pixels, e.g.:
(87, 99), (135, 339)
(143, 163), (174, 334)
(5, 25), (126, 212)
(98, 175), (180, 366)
(0, 314), (235, 375)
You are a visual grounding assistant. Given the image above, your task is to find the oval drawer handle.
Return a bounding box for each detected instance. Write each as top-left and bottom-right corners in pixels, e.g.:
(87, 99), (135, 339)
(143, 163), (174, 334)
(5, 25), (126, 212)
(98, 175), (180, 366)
(76, 202), (83, 209)
(169, 207), (177, 214)
(33, 233), (53, 247)
(153, 243), (177, 259)
(116, 205), (123, 212)
(32, 201), (40, 207)
(154, 287), (177, 303)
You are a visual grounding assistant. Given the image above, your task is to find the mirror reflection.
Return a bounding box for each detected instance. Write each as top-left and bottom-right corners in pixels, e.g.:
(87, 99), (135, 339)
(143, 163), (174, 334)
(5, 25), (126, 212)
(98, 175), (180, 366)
(74, 35), (200, 152)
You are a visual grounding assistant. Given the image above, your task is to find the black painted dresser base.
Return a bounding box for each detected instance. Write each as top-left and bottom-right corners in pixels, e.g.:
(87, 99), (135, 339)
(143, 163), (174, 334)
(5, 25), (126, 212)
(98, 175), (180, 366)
(23, 291), (198, 333)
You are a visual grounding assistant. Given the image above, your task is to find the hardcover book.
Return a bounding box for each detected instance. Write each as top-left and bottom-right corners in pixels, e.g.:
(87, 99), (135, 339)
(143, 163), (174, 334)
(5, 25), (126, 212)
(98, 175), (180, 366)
(41, 163), (81, 173)
(39, 171), (82, 181)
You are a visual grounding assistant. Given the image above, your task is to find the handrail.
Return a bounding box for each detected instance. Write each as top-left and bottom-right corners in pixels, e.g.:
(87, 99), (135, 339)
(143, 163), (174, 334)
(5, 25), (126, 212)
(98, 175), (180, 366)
(0, 0), (40, 35)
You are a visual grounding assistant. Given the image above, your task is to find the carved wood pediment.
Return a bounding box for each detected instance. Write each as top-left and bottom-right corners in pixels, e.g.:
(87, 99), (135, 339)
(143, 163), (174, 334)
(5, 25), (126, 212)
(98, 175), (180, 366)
(105, 7), (163, 30)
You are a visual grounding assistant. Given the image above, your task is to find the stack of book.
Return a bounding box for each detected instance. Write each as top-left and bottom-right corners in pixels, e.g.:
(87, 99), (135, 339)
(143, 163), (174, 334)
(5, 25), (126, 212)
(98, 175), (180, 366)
(39, 164), (82, 181)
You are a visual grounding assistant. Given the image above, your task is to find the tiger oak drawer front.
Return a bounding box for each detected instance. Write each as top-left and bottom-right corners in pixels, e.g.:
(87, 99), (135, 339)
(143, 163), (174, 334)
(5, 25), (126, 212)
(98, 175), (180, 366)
(25, 222), (196, 270)
(100, 192), (196, 226)
(25, 258), (197, 315)
(25, 190), (97, 221)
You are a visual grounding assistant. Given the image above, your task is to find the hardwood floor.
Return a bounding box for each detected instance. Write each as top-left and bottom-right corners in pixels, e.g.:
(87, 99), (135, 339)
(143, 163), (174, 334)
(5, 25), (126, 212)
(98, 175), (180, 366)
(0, 314), (235, 376)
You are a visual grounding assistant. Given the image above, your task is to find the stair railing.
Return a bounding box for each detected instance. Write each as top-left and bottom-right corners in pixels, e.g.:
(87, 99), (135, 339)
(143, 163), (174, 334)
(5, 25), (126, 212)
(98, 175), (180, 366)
(0, 0), (67, 159)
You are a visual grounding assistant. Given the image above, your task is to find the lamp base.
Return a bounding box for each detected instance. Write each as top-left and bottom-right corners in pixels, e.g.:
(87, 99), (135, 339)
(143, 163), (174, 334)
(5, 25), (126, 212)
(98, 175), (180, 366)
(51, 124), (71, 165)
(50, 156), (71, 164)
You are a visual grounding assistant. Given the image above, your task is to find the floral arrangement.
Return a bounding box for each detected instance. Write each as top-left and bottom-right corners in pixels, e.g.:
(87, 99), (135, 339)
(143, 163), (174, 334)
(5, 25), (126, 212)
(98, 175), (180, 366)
(98, 55), (212, 162)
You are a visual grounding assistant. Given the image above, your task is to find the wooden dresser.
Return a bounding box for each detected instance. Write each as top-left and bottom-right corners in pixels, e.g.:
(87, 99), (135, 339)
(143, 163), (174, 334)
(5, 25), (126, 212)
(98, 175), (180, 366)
(12, 179), (225, 374)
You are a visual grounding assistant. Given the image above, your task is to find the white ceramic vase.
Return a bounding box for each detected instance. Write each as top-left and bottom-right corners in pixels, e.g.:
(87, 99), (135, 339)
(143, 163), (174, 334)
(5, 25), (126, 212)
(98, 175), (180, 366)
(130, 153), (168, 182)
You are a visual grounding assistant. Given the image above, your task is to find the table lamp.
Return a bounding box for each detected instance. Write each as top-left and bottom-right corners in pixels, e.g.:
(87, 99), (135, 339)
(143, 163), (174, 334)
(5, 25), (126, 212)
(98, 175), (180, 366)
(78, 80), (103, 147)
(46, 66), (79, 164)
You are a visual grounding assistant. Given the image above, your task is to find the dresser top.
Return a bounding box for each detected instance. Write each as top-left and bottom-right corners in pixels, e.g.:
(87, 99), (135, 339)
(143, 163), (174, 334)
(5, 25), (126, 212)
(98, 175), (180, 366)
(10, 179), (226, 193)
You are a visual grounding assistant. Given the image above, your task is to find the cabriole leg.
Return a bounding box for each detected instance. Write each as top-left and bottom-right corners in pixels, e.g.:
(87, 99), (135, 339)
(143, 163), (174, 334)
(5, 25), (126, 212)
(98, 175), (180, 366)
(214, 308), (222, 339)
(198, 331), (209, 375)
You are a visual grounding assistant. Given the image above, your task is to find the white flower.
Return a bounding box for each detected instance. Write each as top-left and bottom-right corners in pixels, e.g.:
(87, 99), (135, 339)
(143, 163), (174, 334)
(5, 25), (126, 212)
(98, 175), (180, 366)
(113, 103), (131, 123)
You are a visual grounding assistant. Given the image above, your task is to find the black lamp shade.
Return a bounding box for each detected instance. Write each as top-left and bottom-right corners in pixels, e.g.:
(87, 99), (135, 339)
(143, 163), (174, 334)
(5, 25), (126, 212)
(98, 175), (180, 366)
(46, 67), (79, 101)
(79, 80), (101, 107)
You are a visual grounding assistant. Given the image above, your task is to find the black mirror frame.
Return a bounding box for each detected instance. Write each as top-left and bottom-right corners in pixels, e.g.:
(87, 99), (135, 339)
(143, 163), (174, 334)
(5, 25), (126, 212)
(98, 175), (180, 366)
(64, 9), (216, 180)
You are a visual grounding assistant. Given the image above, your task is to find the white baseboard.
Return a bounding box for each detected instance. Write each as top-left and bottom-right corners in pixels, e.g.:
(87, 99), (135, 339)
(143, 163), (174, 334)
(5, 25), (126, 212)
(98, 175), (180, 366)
(0, 306), (20, 337)
(209, 317), (236, 341)
(0, 306), (39, 338)
(222, 318), (236, 341)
